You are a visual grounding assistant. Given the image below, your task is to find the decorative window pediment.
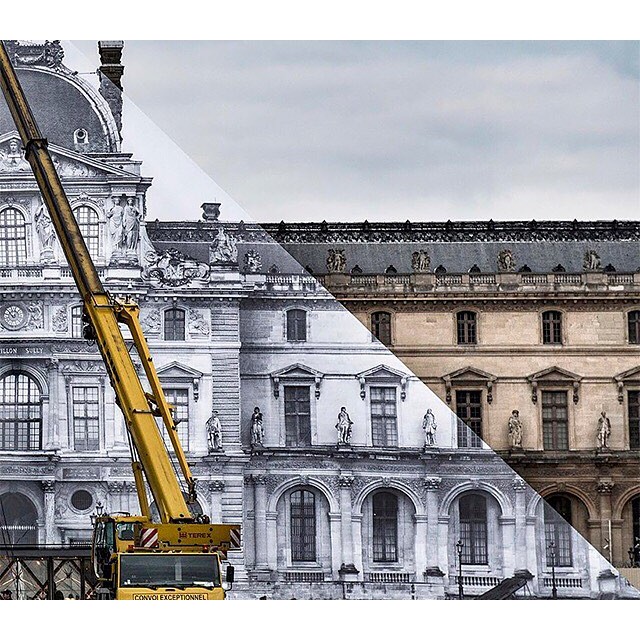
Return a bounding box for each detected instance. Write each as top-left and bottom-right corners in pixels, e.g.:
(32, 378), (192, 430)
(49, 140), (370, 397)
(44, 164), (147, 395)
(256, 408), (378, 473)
(442, 366), (497, 404)
(156, 361), (203, 401)
(271, 363), (324, 399)
(356, 364), (409, 400)
(614, 366), (640, 403)
(527, 366), (582, 404)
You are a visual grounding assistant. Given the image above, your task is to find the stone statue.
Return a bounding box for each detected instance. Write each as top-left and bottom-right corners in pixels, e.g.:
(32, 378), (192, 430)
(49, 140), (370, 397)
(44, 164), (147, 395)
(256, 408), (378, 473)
(145, 248), (210, 286)
(422, 408), (437, 447)
(327, 249), (346, 274)
(107, 196), (124, 252)
(335, 407), (353, 445)
(210, 227), (238, 263)
(583, 250), (602, 271)
(508, 410), (523, 449)
(497, 249), (516, 272)
(122, 197), (141, 252)
(188, 309), (210, 336)
(0, 139), (30, 172)
(207, 411), (223, 452)
(411, 250), (431, 273)
(250, 407), (264, 447)
(34, 203), (57, 262)
(597, 411), (611, 449)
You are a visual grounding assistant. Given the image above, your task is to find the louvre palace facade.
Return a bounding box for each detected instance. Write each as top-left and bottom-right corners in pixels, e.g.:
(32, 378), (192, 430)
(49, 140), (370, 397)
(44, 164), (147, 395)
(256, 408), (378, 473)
(0, 41), (635, 599)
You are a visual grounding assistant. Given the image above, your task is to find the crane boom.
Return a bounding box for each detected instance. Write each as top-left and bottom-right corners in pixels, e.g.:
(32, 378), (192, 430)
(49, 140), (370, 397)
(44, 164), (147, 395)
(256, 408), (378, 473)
(0, 41), (195, 524)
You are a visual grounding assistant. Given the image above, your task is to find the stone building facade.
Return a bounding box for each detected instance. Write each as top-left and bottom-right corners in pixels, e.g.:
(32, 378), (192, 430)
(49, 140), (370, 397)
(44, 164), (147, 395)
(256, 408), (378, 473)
(0, 41), (634, 599)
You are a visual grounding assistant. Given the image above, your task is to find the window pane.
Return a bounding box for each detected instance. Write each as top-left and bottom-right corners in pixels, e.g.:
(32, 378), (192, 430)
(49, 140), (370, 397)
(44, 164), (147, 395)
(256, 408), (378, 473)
(164, 309), (185, 341)
(372, 492), (398, 562)
(74, 206), (100, 258)
(0, 208), (28, 266)
(161, 388), (189, 450)
(456, 390), (483, 448)
(290, 490), (316, 562)
(286, 309), (307, 342)
(459, 495), (488, 565)
(371, 386), (397, 447)
(542, 391), (568, 450)
(71, 305), (84, 338)
(629, 311), (640, 345)
(457, 311), (477, 345)
(284, 386), (311, 446)
(371, 312), (391, 346)
(544, 496), (572, 567)
(72, 386), (100, 451)
(629, 391), (640, 450)
(542, 311), (563, 344)
(0, 373), (41, 451)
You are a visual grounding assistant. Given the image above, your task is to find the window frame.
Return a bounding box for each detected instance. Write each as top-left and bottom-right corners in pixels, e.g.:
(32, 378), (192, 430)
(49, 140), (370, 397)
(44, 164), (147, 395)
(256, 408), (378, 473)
(455, 389), (483, 449)
(456, 310), (478, 346)
(163, 308), (186, 342)
(0, 371), (42, 451)
(459, 494), (489, 565)
(70, 385), (101, 452)
(629, 390), (640, 450)
(70, 304), (84, 339)
(290, 489), (317, 563)
(628, 310), (640, 345)
(370, 385), (398, 448)
(73, 204), (101, 259)
(541, 390), (569, 451)
(283, 385), (312, 447)
(0, 206), (28, 266)
(160, 385), (191, 451)
(543, 495), (573, 568)
(372, 491), (399, 563)
(285, 308), (308, 342)
(371, 311), (392, 346)
(541, 310), (564, 345)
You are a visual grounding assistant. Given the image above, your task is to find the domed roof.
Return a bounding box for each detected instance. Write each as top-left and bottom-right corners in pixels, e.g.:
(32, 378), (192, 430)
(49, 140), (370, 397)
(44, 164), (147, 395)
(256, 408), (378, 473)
(0, 46), (119, 153)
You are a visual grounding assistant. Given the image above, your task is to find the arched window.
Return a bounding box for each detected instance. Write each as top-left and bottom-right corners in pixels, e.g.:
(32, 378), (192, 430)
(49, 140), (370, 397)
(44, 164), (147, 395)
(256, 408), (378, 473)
(71, 305), (84, 338)
(164, 308), (185, 341)
(0, 372), (42, 451)
(286, 309), (307, 342)
(290, 489), (316, 562)
(632, 497), (640, 565)
(542, 310), (563, 345)
(73, 205), (100, 257)
(544, 495), (572, 567)
(456, 311), (477, 345)
(459, 494), (488, 565)
(629, 310), (640, 345)
(0, 493), (38, 545)
(0, 207), (27, 266)
(371, 311), (391, 346)
(372, 492), (398, 562)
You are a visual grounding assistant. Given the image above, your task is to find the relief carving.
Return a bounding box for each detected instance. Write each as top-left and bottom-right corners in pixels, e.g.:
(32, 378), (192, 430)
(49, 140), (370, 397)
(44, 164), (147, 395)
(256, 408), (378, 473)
(497, 249), (516, 272)
(51, 307), (68, 333)
(243, 249), (262, 273)
(140, 309), (161, 334)
(188, 308), (210, 336)
(210, 227), (238, 263)
(144, 248), (210, 286)
(411, 250), (431, 273)
(327, 249), (346, 273)
(583, 250), (602, 272)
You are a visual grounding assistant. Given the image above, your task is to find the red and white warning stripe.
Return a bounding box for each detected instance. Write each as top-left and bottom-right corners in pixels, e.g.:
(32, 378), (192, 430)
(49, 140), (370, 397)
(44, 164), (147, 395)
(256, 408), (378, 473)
(229, 528), (241, 549)
(140, 527), (159, 548)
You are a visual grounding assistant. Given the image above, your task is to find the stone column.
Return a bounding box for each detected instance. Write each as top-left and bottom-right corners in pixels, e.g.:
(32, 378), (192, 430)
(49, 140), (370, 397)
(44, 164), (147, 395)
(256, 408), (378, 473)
(596, 480), (615, 564)
(253, 475), (269, 570)
(513, 478), (528, 572)
(338, 475), (358, 580)
(44, 359), (59, 450)
(328, 512), (342, 580)
(207, 480), (225, 523)
(41, 480), (56, 544)
(243, 476), (255, 568)
(424, 477), (442, 573)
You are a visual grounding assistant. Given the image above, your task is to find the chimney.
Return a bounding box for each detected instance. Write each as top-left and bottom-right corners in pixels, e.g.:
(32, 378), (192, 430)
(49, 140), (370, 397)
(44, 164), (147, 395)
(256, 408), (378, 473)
(202, 202), (221, 221)
(98, 40), (124, 140)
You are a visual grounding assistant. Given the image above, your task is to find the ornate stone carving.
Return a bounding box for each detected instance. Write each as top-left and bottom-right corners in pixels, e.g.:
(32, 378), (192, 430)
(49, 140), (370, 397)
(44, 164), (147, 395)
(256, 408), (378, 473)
(326, 249), (346, 273)
(107, 195), (140, 264)
(35, 202), (58, 263)
(51, 307), (68, 333)
(0, 138), (30, 173)
(145, 248), (210, 286)
(188, 308), (210, 336)
(7, 39), (65, 70)
(61, 360), (106, 374)
(597, 411), (611, 450)
(252, 475), (268, 486)
(207, 479), (226, 492)
(26, 302), (43, 330)
(583, 250), (602, 271)
(250, 407), (264, 447)
(243, 249), (263, 273)
(497, 249), (516, 272)
(596, 481), (615, 494)
(51, 153), (100, 178)
(41, 480), (55, 493)
(335, 407), (353, 445)
(508, 410), (523, 449)
(210, 227), (238, 263)
(411, 250), (431, 273)
(337, 475), (354, 488)
(0, 302), (28, 331)
(512, 477), (526, 492)
(140, 309), (161, 334)
(422, 409), (437, 448)
(424, 477), (442, 490)
(206, 411), (223, 452)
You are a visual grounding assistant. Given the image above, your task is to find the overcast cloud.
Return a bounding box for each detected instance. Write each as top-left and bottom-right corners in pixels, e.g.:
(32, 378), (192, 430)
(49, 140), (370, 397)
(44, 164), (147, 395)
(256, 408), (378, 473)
(71, 41), (639, 223)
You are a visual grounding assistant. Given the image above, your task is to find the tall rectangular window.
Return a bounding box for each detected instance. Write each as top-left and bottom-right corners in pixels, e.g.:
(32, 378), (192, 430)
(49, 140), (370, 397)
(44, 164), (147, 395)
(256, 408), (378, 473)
(544, 497), (572, 567)
(542, 311), (563, 344)
(456, 311), (477, 345)
(284, 386), (311, 446)
(290, 490), (316, 562)
(629, 311), (640, 345)
(164, 308), (185, 341)
(459, 495), (488, 565)
(542, 391), (568, 450)
(370, 386), (397, 447)
(0, 208), (28, 266)
(286, 309), (307, 342)
(372, 492), (398, 562)
(629, 391), (640, 450)
(71, 305), (83, 338)
(72, 386), (100, 451)
(162, 388), (189, 450)
(456, 390), (483, 448)
(371, 312), (392, 346)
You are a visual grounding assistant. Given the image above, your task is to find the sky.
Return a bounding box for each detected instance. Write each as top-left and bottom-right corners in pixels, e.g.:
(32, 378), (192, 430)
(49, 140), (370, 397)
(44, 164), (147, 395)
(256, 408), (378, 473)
(70, 40), (639, 224)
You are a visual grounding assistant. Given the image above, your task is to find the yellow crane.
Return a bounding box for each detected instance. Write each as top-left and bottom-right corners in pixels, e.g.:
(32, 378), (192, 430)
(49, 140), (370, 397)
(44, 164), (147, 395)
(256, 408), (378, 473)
(0, 41), (239, 600)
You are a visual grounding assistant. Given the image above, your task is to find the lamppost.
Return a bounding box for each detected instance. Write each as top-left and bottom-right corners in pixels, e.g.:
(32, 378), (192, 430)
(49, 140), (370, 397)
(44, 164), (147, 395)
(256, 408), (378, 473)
(455, 539), (464, 600)
(548, 540), (558, 600)
(90, 501), (104, 527)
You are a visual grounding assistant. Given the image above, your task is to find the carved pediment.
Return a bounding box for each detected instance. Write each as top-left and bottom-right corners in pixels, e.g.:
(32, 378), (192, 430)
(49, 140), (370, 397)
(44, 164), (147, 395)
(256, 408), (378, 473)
(156, 361), (203, 402)
(270, 363), (324, 399)
(614, 366), (640, 403)
(442, 367), (497, 404)
(0, 132), (136, 178)
(527, 366), (582, 404)
(356, 364), (410, 400)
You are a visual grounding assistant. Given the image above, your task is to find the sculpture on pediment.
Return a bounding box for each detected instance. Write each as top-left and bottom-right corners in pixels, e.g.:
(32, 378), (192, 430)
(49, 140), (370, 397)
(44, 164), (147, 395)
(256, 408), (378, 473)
(243, 249), (262, 273)
(0, 138), (30, 173)
(188, 308), (210, 336)
(250, 407), (264, 447)
(207, 411), (223, 452)
(140, 309), (161, 334)
(411, 250), (431, 273)
(597, 411), (611, 449)
(145, 248), (210, 286)
(335, 406), (353, 445)
(422, 408), (437, 447)
(210, 227), (238, 264)
(497, 249), (516, 272)
(508, 410), (523, 449)
(327, 249), (346, 274)
(9, 40), (65, 69)
(583, 250), (602, 272)
(34, 203), (57, 263)
(122, 197), (141, 252)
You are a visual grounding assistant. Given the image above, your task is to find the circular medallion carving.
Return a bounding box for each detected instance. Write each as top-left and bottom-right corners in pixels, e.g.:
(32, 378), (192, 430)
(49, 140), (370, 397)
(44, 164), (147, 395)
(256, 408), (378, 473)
(0, 303), (27, 330)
